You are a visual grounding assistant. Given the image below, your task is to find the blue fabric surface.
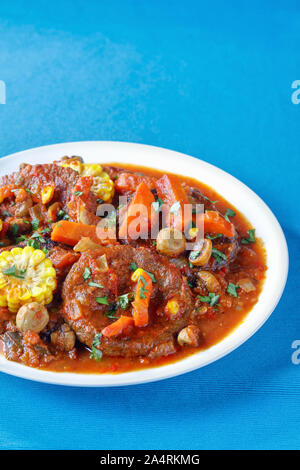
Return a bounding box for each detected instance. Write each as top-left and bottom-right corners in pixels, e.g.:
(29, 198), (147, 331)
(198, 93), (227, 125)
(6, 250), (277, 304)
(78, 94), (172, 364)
(0, 0), (299, 450)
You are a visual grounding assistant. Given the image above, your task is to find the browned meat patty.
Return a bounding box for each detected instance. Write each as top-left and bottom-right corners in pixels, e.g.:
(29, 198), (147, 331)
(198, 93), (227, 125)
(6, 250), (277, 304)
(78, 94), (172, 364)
(0, 163), (79, 211)
(62, 245), (194, 357)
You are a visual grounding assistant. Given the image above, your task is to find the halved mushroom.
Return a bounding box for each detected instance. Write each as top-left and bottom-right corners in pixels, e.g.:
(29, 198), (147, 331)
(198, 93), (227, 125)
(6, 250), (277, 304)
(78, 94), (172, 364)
(189, 239), (212, 266)
(156, 228), (186, 257)
(198, 270), (220, 292)
(177, 325), (201, 347)
(16, 302), (49, 333)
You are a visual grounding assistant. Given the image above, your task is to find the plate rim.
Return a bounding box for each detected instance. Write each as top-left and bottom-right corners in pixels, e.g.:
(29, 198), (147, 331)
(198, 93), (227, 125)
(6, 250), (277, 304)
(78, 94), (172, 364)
(0, 141), (289, 386)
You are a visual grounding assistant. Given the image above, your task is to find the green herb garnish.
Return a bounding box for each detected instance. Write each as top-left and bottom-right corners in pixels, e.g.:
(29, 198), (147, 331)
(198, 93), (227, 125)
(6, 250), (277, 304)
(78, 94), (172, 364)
(206, 234), (222, 240)
(212, 248), (227, 264)
(3, 265), (26, 279)
(83, 267), (91, 280)
(129, 262), (138, 271)
(88, 281), (103, 288)
(57, 210), (70, 220)
(31, 219), (40, 231)
(241, 229), (256, 245)
(227, 282), (239, 298)
(90, 333), (103, 361)
(117, 293), (133, 310)
(224, 209), (236, 222)
(74, 191), (83, 197)
(198, 292), (220, 307)
(96, 296), (109, 305)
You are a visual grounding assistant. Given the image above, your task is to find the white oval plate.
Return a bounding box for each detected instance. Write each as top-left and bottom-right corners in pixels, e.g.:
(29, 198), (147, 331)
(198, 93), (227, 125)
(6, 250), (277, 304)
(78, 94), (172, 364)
(0, 141), (288, 386)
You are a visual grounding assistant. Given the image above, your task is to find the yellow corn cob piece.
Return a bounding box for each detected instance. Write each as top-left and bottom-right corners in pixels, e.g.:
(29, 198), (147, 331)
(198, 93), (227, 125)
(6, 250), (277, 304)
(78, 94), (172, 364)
(0, 219), (3, 232)
(41, 185), (54, 205)
(81, 163), (103, 177)
(165, 299), (179, 316)
(131, 268), (146, 282)
(0, 246), (56, 313)
(91, 173), (115, 202)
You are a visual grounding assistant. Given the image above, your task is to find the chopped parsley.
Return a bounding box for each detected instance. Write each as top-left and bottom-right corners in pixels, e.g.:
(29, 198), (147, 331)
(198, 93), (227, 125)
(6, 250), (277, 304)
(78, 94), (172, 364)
(73, 191), (83, 197)
(202, 195), (218, 204)
(117, 293), (133, 310)
(3, 265), (26, 279)
(88, 281), (103, 289)
(145, 270), (156, 283)
(241, 229), (256, 245)
(206, 234), (222, 240)
(31, 219), (40, 231)
(97, 198), (104, 204)
(2, 211), (10, 218)
(198, 292), (220, 307)
(212, 247), (227, 264)
(42, 247), (49, 256)
(96, 296), (109, 305)
(138, 275), (149, 299)
(224, 208), (236, 222)
(227, 282), (239, 298)
(189, 250), (200, 261)
(15, 235), (27, 243)
(83, 267), (91, 280)
(27, 238), (40, 249)
(90, 333), (103, 361)
(57, 209), (70, 220)
(129, 262), (138, 271)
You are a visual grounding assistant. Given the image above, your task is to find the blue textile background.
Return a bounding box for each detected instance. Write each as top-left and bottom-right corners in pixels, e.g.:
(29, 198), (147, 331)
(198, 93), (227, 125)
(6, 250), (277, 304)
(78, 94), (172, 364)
(0, 0), (299, 450)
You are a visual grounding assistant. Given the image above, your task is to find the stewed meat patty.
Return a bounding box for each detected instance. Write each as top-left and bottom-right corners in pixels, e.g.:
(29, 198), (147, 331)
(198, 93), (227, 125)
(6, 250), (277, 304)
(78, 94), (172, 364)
(62, 245), (194, 357)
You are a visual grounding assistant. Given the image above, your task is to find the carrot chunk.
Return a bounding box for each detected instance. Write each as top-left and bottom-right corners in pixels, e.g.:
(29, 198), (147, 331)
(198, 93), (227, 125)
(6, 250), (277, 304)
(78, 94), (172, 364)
(156, 174), (191, 231)
(199, 211), (235, 238)
(101, 315), (134, 337)
(51, 220), (99, 246)
(118, 182), (155, 239)
(131, 269), (152, 327)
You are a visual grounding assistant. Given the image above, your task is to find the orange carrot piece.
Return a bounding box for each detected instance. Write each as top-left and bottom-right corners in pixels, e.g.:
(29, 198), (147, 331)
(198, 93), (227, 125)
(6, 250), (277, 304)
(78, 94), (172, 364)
(51, 220), (99, 246)
(156, 174), (191, 231)
(0, 184), (18, 204)
(115, 172), (156, 194)
(101, 315), (134, 337)
(132, 270), (152, 327)
(199, 211), (235, 238)
(118, 182), (155, 239)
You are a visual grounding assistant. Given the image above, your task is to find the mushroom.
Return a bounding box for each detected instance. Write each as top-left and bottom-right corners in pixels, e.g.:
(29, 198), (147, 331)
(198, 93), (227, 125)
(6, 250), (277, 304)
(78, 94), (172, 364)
(156, 228), (186, 257)
(16, 302), (49, 333)
(189, 239), (212, 266)
(177, 325), (201, 347)
(198, 270), (220, 292)
(51, 324), (76, 352)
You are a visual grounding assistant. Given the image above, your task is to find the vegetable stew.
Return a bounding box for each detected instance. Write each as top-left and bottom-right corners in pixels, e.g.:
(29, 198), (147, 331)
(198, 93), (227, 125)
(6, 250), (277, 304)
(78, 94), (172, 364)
(0, 157), (266, 373)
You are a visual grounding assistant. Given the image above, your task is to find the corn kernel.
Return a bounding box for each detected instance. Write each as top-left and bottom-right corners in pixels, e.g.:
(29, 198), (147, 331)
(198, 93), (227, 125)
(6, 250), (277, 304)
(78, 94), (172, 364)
(41, 186), (55, 205)
(0, 246), (56, 312)
(165, 299), (179, 316)
(131, 268), (146, 282)
(81, 163), (103, 177)
(0, 219), (2, 232)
